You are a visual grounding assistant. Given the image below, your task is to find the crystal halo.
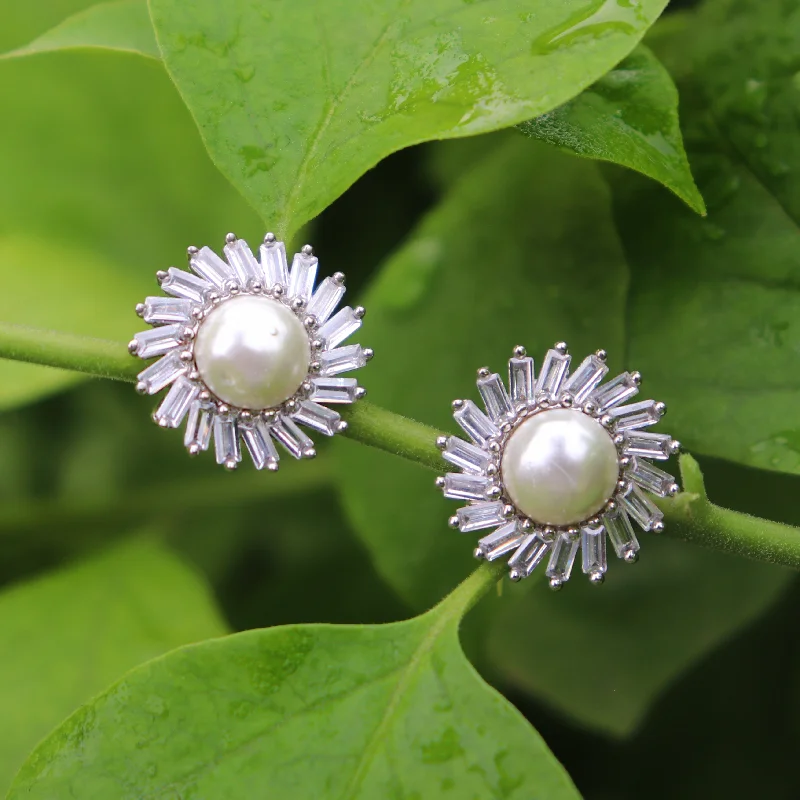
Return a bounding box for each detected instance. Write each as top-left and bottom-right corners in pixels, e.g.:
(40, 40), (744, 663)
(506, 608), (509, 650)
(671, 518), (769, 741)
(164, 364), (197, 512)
(129, 233), (371, 471)
(436, 342), (680, 589)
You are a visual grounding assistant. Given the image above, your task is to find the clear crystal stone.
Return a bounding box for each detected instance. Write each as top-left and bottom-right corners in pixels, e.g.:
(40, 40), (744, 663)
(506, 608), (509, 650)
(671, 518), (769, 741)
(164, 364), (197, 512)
(581, 528), (607, 574)
(478, 522), (524, 561)
(240, 418), (279, 469)
(507, 533), (550, 576)
(213, 415), (241, 465)
(443, 473), (491, 501)
(133, 323), (184, 359)
(161, 267), (211, 304)
(153, 375), (198, 428)
(269, 416), (314, 458)
(628, 457), (676, 497)
(546, 533), (580, 580)
(306, 277), (345, 323)
(260, 240), (289, 288)
(317, 306), (361, 348)
(442, 436), (491, 474)
(623, 431), (673, 460)
(288, 252), (318, 300)
(508, 356), (534, 405)
(603, 509), (640, 557)
(456, 501), (505, 533)
(454, 399), (500, 446)
(293, 400), (341, 436)
(309, 377), (358, 404)
(319, 344), (368, 376)
(137, 351), (185, 395)
(477, 373), (513, 421)
(190, 246), (235, 289)
(224, 238), (263, 286)
(142, 296), (193, 325)
(621, 483), (664, 531)
(564, 354), (608, 403)
(184, 400), (214, 451)
(535, 349), (571, 402)
(592, 372), (639, 412)
(608, 399), (663, 430)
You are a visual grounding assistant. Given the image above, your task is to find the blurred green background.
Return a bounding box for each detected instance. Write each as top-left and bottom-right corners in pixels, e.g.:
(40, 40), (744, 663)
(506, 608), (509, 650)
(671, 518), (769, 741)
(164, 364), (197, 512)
(1, 0), (799, 797)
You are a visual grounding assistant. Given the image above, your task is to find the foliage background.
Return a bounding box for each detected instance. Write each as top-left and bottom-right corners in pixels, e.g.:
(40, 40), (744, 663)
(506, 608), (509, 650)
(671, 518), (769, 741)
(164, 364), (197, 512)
(0, 0), (799, 797)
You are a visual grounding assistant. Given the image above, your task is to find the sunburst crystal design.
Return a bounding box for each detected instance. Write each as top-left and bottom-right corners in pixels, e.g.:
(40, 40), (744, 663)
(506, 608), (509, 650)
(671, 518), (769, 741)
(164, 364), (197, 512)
(436, 343), (680, 589)
(129, 233), (370, 470)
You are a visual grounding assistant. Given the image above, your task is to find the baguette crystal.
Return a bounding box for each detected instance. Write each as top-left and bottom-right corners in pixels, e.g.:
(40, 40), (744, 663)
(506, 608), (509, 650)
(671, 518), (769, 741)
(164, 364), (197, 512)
(161, 267), (211, 304)
(564, 354), (608, 403)
(224, 238), (263, 286)
(133, 324), (184, 359)
(319, 344), (368, 375)
(288, 252), (318, 301)
(190, 246), (235, 289)
(142, 297), (193, 326)
(306, 277), (345, 323)
(508, 356), (534, 405)
(478, 522), (525, 561)
(442, 473), (492, 501)
(477, 373), (513, 421)
(137, 351), (185, 395)
(260, 240), (289, 288)
(318, 306), (361, 348)
(454, 399), (499, 445)
(293, 400), (341, 436)
(154, 376), (198, 428)
(456, 501), (506, 533)
(535, 349), (571, 402)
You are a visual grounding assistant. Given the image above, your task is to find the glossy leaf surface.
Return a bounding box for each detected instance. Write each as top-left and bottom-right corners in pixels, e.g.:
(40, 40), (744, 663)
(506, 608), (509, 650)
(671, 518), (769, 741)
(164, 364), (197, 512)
(8, 566), (580, 800)
(520, 45), (705, 213)
(149, 0), (669, 237)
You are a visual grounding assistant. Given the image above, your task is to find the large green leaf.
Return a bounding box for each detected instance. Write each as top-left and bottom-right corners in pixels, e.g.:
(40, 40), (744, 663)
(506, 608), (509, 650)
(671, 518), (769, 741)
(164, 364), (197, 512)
(0, 0), (158, 60)
(334, 138), (792, 734)
(0, 7), (261, 410)
(0, 536), (227, 796)
(614, 0), (800, 475)
(148, 0), (668, 238)
(519, 45), (705, 214)
(7, 565), (581, 800)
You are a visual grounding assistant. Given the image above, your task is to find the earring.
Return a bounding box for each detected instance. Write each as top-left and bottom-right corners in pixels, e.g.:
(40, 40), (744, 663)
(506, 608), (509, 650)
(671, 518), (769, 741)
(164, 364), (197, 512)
(129, 233), (370, 470)
(436, 343), (680, 589)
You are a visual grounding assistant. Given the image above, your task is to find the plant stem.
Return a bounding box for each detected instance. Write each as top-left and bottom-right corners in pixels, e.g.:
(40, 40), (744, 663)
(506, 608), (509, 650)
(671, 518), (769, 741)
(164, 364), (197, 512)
(1, 325), (799, 570)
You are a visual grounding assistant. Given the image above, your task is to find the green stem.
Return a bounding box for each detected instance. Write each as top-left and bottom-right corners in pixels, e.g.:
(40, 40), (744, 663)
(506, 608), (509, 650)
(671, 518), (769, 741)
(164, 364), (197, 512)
(1, 325), (800, 570)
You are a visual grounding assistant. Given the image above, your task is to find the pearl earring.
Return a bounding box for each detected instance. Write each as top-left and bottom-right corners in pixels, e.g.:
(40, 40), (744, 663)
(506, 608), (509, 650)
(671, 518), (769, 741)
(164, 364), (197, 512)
(129, 233), (370, 470)
(436, 343), (680, 589)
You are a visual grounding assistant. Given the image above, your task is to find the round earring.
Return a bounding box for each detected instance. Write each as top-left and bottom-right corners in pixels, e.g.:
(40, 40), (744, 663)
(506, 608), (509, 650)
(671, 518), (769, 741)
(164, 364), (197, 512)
(436, 343), (680, 589)
(129, 233), (370, 470)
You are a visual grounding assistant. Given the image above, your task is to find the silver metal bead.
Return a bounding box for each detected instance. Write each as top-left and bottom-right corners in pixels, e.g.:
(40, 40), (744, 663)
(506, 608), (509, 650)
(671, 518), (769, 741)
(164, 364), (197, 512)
(452, 399), (465, 410)
(486, 485), (502, 500)
(589, 570), (605, 585)
(595, 349), (607, 362)
(187, 444), (200, 456)
(264, 232), (276, 243)
(669, 439), (682, 454)
(656, 401), (667, 415)
(354, 306), (366, 319)
(436, 436), (448, 450)
(335, 420), (348, 433)
(509, 568), (522, 582)
(623, 549), (639, 564)
(355, 387), (367, 400)
(448, 515), (459, 530)
(652, 520), (665, 534)
(156, 270), (168, 283)
(135, 381), (147, 395)
(667, 483), (680, 496)
(549, 577), (563, 591)
(477, 367), (491, 379)
(224, 458), (237, 471)
(363, 348), (374, 361)
(225, 232), (237, 244)
(301, 244), (313, 256)
(631, 371), (642, 386)
(473, 547), (485, 560)
(127, 340), (139, 355)
(435, 476), (446, 489)
(513, 345), (527, 358)
(135, 303), (145, 317)
(554, 341), (568, 354)
(332, 272), (346, 285)
(302, 447), (317, 459)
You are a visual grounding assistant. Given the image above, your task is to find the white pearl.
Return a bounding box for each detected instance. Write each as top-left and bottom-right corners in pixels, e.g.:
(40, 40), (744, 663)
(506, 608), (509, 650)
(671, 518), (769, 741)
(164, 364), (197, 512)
(501, 408), (619, 526)
(194, 295), (310, 409)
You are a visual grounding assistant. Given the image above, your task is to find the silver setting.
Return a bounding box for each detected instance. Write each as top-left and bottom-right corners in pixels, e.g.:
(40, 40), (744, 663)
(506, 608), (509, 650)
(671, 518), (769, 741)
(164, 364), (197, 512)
(131, 234), (369, 470)
(437, 343), (679, 586)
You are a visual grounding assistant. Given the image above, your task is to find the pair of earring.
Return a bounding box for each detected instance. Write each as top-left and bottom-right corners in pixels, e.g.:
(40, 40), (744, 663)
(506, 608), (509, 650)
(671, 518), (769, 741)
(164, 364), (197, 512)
(130, 234), (679, 590)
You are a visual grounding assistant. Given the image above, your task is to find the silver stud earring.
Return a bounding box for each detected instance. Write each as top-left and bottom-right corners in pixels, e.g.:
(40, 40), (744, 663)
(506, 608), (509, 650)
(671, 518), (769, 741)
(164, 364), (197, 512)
(129, 233), (371, 470)
(436, 343), (680, 589)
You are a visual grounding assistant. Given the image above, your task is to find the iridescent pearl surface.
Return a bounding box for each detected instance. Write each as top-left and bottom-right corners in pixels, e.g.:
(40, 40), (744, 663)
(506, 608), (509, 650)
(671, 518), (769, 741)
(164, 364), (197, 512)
(501, 408), (619, 526)
(194, 295), (310, 409)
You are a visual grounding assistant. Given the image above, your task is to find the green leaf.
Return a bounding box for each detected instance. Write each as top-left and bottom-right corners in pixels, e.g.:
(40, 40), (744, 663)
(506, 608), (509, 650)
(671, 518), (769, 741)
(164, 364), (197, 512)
(0, 237), (151, 410)
(334, 138), (792, 734)
(612, 0), (800, 475)
(0, 0), (159, 61)
(8, 564), (581, 800)
(148, 0), (668, 238)
(519, 45), (705, 214)
(0, 536), (228, 796)
(0, 15), (261, 409)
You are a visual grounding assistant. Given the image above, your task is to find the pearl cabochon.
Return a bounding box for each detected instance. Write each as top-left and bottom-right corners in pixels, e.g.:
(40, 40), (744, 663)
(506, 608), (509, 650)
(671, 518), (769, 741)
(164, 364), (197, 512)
(194, 295), (311, 410)
(501, 408), (619, 527)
